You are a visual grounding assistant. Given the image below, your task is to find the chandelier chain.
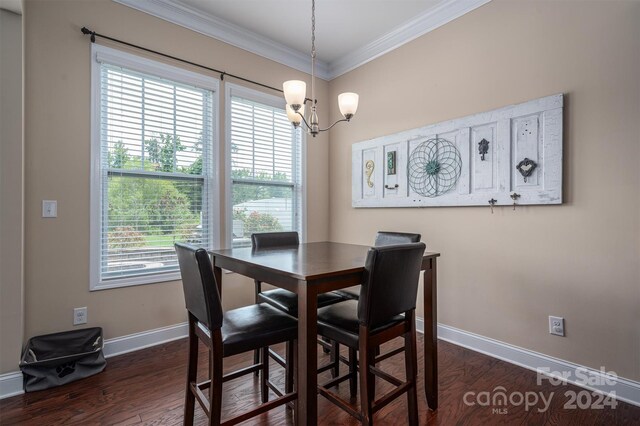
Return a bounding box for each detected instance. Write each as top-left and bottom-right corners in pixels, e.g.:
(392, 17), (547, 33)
(282, 0), (356, 136)
(311, 0), (316, 59)
(311, 0), (316, 104)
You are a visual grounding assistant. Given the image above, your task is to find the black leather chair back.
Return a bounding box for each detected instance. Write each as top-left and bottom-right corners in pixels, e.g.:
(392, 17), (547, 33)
(175, 243), (223, 331)
(374, 231), (421, 246)
(358, 243), (426, 329)
(251, 231), (299, 249)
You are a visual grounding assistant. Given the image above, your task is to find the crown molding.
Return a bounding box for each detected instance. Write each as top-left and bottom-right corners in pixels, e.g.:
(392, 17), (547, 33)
(327, 0), (491, 79)
(113, 0), (330, 80)
(113, 0), (490, 81)
(0, 0), (22, 15)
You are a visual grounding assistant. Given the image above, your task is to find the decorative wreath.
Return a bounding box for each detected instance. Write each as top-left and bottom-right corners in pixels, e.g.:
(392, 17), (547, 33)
(408, 137), (462, 198)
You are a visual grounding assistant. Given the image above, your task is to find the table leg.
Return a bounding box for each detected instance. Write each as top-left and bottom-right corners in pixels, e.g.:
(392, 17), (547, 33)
(296, 282), (318, 425)
(423, 258), (438, 410)
(212, 260), (223, 297)
(211, 260), (223, 383)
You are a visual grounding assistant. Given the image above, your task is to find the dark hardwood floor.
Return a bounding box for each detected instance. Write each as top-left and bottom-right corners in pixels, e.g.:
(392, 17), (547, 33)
(1, 335), (638, 425)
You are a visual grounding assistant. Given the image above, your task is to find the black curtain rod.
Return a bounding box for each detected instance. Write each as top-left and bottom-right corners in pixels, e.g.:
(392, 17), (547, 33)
(81, 27), (311, 102)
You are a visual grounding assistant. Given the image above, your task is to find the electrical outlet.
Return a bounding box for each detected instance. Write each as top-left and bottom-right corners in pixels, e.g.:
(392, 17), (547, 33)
(549, 316), (564, 336)
(74, 307), (87, 325)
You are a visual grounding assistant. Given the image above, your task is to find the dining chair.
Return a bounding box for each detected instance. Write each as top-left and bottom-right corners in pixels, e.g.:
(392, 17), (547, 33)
(251, 231), (346, 379)
(316, 242), (426, 426)
(175, 243), (298, 426)
(328, 231), (423, 377)
(334, 231), (422, 300)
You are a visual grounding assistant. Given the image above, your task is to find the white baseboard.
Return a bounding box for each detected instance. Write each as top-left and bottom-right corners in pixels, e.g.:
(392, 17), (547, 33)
(416, 318), (640, 408)
(0, 322), (190, 400)
(5, 319), (639, 409)
(0, 371), (24, 400)
(103, 322), (188, 358)
(416, 315), (426, 334)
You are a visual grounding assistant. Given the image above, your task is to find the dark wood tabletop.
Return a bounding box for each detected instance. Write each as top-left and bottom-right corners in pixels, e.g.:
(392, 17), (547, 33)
(209, 241), (441, 425)
(211, 241), (370, 281)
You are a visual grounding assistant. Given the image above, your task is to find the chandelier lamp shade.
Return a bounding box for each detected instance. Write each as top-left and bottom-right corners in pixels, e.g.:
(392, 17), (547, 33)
(283, 0), (359, 137)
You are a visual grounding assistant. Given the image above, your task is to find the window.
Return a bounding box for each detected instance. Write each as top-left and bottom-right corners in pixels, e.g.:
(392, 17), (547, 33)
(90, 45), (219, 290)
(226, 84), (305, 248)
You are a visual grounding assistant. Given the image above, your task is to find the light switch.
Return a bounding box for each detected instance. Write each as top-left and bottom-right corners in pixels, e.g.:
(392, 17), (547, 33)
(42, 200), (57, 218)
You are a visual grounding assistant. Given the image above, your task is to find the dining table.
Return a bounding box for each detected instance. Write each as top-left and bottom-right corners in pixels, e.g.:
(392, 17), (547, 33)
(209, 241), (440, 426)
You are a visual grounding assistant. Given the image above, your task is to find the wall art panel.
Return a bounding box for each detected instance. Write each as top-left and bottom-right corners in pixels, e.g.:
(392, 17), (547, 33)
(351, 94), (563, 207)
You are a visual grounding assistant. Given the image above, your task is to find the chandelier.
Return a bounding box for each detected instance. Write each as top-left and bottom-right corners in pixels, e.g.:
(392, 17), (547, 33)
(283, 0), (359, 137)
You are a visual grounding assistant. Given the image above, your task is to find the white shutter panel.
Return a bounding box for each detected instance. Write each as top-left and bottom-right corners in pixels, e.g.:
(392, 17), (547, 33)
(100, 63), (214, 282)
(229, 96), (302, 247)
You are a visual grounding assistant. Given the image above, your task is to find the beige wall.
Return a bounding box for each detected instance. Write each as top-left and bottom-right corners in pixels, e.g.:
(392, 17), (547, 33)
(0, 8), (24, 374)
(16, 0), (640, 383)
(328, 0), (640, 381)
(22, 0), (329, 352)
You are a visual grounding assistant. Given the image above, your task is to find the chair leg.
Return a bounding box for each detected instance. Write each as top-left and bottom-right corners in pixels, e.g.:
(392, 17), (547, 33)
(293, 339), (299, 425)
(348, 347), (357, 398)
(405, 314), (419, 426)
(254, 348), (261, 376)
(254, 280), (262, 377)
(371, 345), (380, 398)
(208, 350), (212, 380)
(359, 326), (375, 426)
(321, 336), (332, 354)
(184, 317), (198, 426)
(285, 341), (294, 395)
(261, 346), (270, 403)
(210, 333), (223, 426)
(330, 340), (340, 378)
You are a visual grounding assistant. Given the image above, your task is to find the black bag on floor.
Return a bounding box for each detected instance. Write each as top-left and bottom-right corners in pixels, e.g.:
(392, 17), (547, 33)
(19, 327), (106, 392)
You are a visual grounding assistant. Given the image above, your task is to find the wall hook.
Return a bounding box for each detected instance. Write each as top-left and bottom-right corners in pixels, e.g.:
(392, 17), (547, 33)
(510, 193), (520, 211)
(478, 139), (489, 161)
(488, 198), (497, 214)
(365, 160), (375, 188)
(516, 158), (537, 183)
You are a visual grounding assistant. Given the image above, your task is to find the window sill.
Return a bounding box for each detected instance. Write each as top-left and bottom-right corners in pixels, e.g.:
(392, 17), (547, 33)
(90, 271), (182, 291)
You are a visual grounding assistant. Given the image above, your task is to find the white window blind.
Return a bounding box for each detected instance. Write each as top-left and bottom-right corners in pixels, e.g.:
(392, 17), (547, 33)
(93, 52), (216, 289)
(229, 93), (303, 247)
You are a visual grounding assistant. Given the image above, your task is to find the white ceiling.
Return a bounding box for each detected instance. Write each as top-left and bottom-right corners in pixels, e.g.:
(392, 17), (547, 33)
(115, 0), (491, 80)
(180, 0), (442, 64)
